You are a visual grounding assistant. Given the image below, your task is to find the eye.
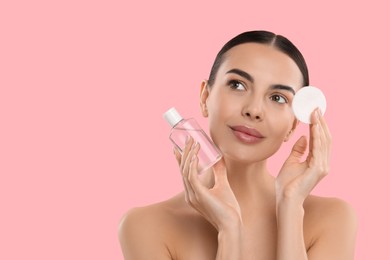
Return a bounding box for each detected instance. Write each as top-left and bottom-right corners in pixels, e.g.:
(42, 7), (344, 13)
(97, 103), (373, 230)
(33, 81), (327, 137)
(228, 80), (246, 91)
(270, 94), (288, 104)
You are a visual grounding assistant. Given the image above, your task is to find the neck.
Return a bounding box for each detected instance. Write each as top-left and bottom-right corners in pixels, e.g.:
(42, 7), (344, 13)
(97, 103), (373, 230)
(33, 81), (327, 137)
(201, 158), (276, 205)
(226, 158), (275, 201)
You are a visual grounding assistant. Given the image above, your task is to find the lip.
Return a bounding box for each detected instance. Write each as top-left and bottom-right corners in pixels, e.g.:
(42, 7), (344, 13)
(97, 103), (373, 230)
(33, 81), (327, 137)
(230, 125), (264, 138)
(229, 125), (264, 144)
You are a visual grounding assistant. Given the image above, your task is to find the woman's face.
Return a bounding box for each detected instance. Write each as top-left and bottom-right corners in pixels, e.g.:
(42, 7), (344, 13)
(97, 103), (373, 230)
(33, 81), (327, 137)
(200, 43), (303, 163)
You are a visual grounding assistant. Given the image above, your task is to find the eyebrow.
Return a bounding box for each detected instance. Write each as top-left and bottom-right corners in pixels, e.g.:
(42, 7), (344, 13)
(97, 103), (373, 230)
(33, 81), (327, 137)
(271, 84), (296, 95)
(226, 68), (254, 83)
(226, 68), (296, 95)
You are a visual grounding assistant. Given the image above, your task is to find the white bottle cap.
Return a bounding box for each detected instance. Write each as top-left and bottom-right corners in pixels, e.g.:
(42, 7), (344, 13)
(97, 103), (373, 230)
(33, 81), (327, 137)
(163, 107), (183, 127)
(292, 86), (327, 124)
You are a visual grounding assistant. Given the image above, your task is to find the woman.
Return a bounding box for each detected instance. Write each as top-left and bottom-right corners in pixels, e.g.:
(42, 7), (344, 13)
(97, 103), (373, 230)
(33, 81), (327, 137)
(118, 30), (358, 259)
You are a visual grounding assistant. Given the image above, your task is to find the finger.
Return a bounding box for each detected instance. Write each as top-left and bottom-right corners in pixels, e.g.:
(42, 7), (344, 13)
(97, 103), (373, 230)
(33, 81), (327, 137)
(302, 109), (330, 191)
(317, 110), (332, 165)
(188, 145), (208, 196)
(315, 109), (327, 152)
(317, 109), (332, 141)
(186, 143), (203, 207)
(316, 111), (328, 152)
(316, 110), (331, 175)
(182, 140), (200, 199)
(180, 136), (195, 173)
(286, 135), (307, 163)
(302, 128), (328, 188)
(173, 146), (181, 166)
(311, 123), (322, 162)
(315, 109), (327, 140)
(182, 139), (198, 178)
(178, 145), (190, 203)
(182, 156), (196, 206)
(182, 176), (190, 204)
(309, 108), (323, 148)
(312, 109), (329, 155)
(180, 136), (195, 204)
(306, 122), (320, 166)
(186, 156), (211, 221)
(308, 109), (318, 153)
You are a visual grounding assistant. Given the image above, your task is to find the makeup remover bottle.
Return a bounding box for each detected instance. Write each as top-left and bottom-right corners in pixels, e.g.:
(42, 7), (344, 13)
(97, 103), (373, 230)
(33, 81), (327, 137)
(163, 107), (222, 173)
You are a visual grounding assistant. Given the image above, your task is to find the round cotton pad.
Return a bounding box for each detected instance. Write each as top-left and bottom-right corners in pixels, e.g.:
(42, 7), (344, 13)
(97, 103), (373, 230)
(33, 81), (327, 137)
(292, 86), (327, 124)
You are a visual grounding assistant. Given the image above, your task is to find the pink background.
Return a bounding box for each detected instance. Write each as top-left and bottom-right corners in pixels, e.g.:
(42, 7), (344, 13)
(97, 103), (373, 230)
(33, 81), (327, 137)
(1, 0), (388, 259)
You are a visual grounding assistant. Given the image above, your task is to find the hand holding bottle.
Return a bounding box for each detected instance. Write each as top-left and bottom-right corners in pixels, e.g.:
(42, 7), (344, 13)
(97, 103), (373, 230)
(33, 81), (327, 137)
(173, 136), (242, 231)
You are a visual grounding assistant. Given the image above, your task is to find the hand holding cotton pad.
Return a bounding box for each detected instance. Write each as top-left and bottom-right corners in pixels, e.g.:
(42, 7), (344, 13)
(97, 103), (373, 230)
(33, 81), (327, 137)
(292, 86), (327, 124)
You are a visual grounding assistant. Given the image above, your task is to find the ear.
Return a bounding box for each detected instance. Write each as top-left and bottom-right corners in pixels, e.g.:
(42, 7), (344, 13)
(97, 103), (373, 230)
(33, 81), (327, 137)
(284, 119), (299, 142)
(200, 80), (210, 117)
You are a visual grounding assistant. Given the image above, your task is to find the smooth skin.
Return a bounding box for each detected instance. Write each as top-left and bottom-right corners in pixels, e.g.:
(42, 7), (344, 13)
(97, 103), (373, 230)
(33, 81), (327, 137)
(118, 43), (358, 259)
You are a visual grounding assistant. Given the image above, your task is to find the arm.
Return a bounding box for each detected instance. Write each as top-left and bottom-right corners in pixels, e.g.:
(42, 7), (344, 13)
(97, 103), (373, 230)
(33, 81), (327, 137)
(276, 199), (307, 260)
(216, 220), (243, 260)
(174, 137), (243, 259)
(276, 198), (358, 260)
(118, 208), (173, 260)
(276, 109), (357, 259)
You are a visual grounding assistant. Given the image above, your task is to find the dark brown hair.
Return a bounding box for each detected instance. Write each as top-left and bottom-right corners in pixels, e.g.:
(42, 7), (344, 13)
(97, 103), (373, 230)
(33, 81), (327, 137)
(207, 30), (309, 87)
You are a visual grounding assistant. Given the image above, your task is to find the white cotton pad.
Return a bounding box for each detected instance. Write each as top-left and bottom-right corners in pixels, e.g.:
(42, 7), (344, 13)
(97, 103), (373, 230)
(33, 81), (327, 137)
(292, 86), (327, 124)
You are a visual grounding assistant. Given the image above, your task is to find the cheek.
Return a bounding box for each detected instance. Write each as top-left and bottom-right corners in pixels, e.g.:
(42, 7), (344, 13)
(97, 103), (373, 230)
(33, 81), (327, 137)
(267, 110), (295, 137)
(206, 96), (237, 146)
(207, 91), (237, 121)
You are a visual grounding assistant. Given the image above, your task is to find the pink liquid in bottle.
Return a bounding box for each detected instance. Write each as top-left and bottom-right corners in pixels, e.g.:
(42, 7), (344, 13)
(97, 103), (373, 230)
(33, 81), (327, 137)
(164, 107), (222, 173)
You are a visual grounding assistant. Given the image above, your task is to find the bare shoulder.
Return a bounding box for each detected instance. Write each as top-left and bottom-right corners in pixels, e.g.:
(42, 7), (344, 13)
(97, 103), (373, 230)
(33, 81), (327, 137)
(119, 196), (178, 229)
(304, 195), (358, 228)
(118, 194), (186, 260)
(303, 195), (358, 258)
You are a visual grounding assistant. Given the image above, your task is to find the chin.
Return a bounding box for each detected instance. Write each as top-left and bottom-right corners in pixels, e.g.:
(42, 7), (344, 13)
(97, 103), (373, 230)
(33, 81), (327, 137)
(219, 145), (271, 164)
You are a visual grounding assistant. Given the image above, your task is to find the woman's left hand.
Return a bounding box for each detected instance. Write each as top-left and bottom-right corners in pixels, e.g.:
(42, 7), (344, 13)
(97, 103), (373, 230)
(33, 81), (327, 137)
(276, 108), (332, 205)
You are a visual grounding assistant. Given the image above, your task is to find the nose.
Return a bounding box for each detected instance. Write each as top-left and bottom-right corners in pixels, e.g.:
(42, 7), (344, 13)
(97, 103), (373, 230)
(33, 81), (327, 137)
(242, 97), (264, 121)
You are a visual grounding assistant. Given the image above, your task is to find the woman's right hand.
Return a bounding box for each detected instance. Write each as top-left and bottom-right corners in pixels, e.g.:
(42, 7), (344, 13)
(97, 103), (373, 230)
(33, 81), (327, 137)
(173, 136), (242, 231)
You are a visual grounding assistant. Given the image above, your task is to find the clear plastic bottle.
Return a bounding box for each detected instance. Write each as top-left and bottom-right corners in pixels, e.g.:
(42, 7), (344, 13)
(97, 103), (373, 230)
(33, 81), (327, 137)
(163, 107), (222, 174)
